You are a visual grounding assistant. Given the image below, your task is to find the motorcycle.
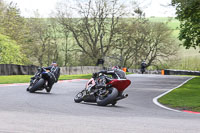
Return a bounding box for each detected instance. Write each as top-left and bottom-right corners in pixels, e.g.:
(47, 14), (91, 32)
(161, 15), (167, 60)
(27, 67), (52, 93)
(141, 61), (147, 74)
(74, 73), (131, 106)
(141, 68), (145, 74)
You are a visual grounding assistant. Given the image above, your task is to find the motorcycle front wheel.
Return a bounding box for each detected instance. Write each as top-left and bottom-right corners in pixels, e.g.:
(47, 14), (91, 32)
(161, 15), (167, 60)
(29, 78), (45, 93)
(96, 87), (118, 106)
(74, 91), (84, 103)
(141, 68), (145, 74)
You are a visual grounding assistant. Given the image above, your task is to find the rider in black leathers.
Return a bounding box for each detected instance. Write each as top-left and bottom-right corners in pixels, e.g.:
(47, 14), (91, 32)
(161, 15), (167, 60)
(87, 66), (126, 96)
(92, 66), (126, 89)
(96, 66), (126, 79)
(141, 61), (147, 74)
(27, 63), (60, 92)
(44, 63), (60, 92)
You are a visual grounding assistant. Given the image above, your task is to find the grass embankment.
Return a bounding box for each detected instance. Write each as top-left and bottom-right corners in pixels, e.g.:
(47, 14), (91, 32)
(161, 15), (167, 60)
(0, 74), (92, 84)
(158, 77), (200, 112)
(0, 72), (132, 84)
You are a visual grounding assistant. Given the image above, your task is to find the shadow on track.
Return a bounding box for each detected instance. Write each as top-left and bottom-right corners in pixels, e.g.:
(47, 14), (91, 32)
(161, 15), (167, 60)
(79, 102), (129, 109)
(27, 91), (54, 95)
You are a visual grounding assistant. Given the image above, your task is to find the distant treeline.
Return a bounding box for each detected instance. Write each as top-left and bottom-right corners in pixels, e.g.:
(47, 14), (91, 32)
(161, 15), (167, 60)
(0, 0), (179, 69)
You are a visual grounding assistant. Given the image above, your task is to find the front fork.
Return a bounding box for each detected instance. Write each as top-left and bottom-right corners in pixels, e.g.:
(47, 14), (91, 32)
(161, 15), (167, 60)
(43, 81), (48, 89)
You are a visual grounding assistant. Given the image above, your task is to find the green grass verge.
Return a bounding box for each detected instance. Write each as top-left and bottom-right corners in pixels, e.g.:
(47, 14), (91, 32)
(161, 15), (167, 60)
(158, 77), (200, 112)
(0, 72), (133, 84)
(59, 74), (92, 80)
(0, 74), (92, 84)
(0, 75), (32, 84)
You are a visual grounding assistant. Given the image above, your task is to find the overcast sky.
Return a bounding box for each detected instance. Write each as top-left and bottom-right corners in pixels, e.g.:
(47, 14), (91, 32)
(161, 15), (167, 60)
(7, 0), (176, 17)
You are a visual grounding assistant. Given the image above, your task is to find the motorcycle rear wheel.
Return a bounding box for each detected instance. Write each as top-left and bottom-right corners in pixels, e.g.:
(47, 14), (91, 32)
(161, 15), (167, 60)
(111, 101), (117, 106)
(96, 87), (118, 106)
(29, 78), (45, 93)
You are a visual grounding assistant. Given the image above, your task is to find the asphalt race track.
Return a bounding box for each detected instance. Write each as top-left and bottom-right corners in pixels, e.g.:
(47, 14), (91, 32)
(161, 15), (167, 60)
(0, 74), (200, 133)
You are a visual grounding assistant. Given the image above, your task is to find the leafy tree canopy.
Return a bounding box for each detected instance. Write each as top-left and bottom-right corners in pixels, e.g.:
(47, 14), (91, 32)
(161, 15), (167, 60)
(172, 0), (200, 49)
(0, 33), (25, 64)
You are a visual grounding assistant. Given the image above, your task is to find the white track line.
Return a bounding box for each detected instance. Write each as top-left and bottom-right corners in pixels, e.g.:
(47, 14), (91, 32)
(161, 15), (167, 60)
(153, 77), (194, 112)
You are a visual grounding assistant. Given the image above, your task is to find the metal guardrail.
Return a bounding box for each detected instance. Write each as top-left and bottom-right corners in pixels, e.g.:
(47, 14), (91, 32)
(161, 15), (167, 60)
(60, 66), (102, 75)
(163, 69), (200, 76)
(0, 64), (103, 75)
(1, 64), (199, 76)
(0, 64), (38, 75)
(128, 69), (161, 74)
(127, 69), (200, 76)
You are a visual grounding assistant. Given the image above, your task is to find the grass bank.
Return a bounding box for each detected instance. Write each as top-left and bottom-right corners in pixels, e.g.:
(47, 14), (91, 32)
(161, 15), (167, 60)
(158, 77), (200, 112)
(0, 72), (132, 84)
(0, 74), (92, 84)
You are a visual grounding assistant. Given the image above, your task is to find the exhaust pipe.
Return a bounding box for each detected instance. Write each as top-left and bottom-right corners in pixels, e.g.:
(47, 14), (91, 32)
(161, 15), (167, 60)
(115, 94), (128, 101)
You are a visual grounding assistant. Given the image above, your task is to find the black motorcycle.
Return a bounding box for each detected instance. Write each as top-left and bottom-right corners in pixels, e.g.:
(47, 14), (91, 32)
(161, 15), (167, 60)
(141, 68), (145, 74)
(141, 61), (147, 74)
(27, 67), (52, 93)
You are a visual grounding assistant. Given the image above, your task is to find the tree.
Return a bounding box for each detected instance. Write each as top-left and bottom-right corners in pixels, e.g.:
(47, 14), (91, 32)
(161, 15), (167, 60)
(57, 18), (75, 66)
(172, 0), (200, 49)
(48, 18), (61, 65)
(112, 19), (178, 69)
(0, 2), (29, 45)
(140, 22), (178, 68)
(26, 17), (51, 66)
(0, 0), (6, 28)
(57, 0), (127, 65)
(109, 21), (136, 68)
(0, 1), (30, 64)
(0, 34), (25, 64)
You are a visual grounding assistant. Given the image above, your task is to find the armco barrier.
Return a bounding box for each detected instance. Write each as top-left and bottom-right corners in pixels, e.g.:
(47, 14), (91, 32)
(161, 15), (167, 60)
(164, 69), (200, 76)
(2, 65), (198, 76)
(128, 69), (161, 74)
(60, 66), (102, 75)
(0, 64), (103, 75)
(0, 64), (38, 75)
(127, 69), (200, 76)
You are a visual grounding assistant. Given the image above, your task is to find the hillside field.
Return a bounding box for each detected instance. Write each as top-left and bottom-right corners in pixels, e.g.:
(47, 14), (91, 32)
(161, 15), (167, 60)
(148, 17), (200, 71)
